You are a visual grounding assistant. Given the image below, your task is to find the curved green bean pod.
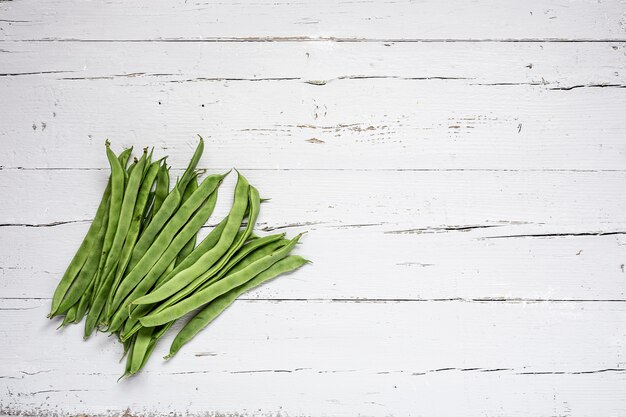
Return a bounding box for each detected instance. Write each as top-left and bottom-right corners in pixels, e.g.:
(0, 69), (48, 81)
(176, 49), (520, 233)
(74, 275), (96, 323)
(166, 255), (308, 358)
(177, 136), (204, 193)
(140, 234), (302, 327)
(155, 217), (228, 289)
(126, 186), (182, 272)
(121, 229), (247, 341)
(151, 160), (170, 219)
(54, 206), (109, 315)
(60, 304), (78, 328)
(88, 147), (132, 307)
(175, 176), (199, 267)
(128, 327), (153, 375)
(107, 189), (220, 333)
(100, 149), (147, 282)
(106, 160), (160, 318)
(109, 173), (226, 315)
(120, 219), (229, 340)
(84, 143), (127, 336)
(150, 187), (262, 306)
(90, 150), (147, 325)
(147, 233), (286, 319)
(47, 147), (130, 317)
(133, 173), (250, 305)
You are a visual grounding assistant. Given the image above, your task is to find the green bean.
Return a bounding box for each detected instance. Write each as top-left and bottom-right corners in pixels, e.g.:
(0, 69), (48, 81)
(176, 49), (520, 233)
(177, 136), (204, 193)
(127, 321), (174, 375)
(155, 217), (228, 288)
(120, 219), (229, 340)
(84, 142), (128, 336)
(140, 234), (302, 327)
(135, 184), (260, 308)
(134, 173), (250, 306)
(87, 148), (132, 305)
(47, 148), (130, 317)
(146, 235), (286, 316)
(144, 148), (154, 175)
(141, 190), (155, 231)
(167, 255), (308, 358)
(74, 275), (96, 323)
(107, 188), (220, 333)
(92, 150), (147, 327)
(176, 176), (199, 267)
(129, 327), (153, 375)
(54, 204), (109, 315)
(60, 304), (78, 328)
(106, 160), (160, 318)
(119, 334), (135, 381)
(126, 186), (182, 272)
(109, 173), (226, 315)
(149, 233), (285, 319)
(120, 227), (248, 341)
(151, 160), (170, 219)
(101, 149), (147, 281)
(118, 147), (133, 169)
(204, 237), (288, 286)
(194, 185), (262, 280)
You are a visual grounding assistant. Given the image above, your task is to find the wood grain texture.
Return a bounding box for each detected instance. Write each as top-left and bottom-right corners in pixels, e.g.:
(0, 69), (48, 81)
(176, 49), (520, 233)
(1, 0), (626, 415)
(1, 299), (626, 417)
(2, 170), (626, 302)
(1, 78), (626, 170)
(1, 0), (625, 41)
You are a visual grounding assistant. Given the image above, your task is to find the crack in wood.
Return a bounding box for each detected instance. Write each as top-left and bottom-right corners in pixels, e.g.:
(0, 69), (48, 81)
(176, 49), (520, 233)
(0, 219), (90, 228)
(7, 37), (626, 43)
(550, 83), (626, 90)
(0, 70), (74, 76)
(385, 224), (505, 234)
(485, 231), (626, 239)
(3, 297), (625, 303)
(2, 166), (626, 173)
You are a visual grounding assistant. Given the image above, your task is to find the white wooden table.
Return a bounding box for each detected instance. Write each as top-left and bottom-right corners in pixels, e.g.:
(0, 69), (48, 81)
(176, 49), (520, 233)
(1, 1), (626, 416)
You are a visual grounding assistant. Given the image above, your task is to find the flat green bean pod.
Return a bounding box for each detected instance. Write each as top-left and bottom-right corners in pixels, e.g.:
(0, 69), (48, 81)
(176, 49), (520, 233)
(149, 187), (262, 306)
(167, 255), (309, 358)
(176, 176), (199, 267)
(151, 160), (170, 220)
(47, 147), (127, 317)
(146, 233), (286, 320)
(127, 186), (183, 272)
(107, 189), (220, 333)
(54, 206), (109, 315)
(74, 276), (96, 323)
(140, 234), (302, 327)
(84, 142), (128, 336)
(110, 173), (226, 314)
(120, 219), (229, 340)
(100, 149), (147, 282)
(106, 160), (160, 317)
(133, 173), (250, 305)
(154, 217), (228, 289)
(177, 136), (204, 193)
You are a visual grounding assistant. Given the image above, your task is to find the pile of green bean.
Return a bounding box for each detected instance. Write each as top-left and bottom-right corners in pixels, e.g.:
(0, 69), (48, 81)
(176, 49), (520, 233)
(48, 138), (309, 378)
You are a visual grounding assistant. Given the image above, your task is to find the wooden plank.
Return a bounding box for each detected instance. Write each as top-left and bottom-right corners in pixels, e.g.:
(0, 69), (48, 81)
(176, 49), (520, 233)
(2, 170), (625, 228)
(1, 79), (625, 170)
(1, 170), (625, 301)
(2, 223), (626, 301)
(1, 0), (625, 41)
(1, 41), (624, 87)
(1, 299), (625, 416)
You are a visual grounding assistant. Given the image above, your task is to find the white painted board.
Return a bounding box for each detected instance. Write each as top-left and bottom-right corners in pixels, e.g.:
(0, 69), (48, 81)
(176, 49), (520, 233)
(1, 0), (626, 415)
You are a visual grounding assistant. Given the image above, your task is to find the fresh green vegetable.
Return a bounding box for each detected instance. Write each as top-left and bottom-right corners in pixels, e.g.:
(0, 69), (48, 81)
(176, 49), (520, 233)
(48, 138), (308, 378)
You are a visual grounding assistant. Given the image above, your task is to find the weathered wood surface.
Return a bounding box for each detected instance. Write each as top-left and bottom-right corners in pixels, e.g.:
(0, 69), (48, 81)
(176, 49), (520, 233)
(1, 0), (626, 416)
